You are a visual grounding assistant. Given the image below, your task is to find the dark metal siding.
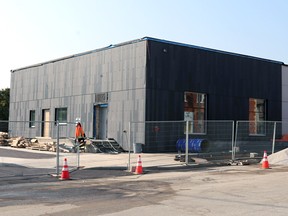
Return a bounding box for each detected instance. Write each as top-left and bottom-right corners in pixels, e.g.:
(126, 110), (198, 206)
(145, 40), (281, 121)
(144, 40), (282, 152)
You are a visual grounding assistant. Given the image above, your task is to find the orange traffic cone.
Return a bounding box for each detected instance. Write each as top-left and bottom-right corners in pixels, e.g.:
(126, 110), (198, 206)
(261, 150), (270, 169)
(60, 158), (70, 180)
(135, 155), (143, 174)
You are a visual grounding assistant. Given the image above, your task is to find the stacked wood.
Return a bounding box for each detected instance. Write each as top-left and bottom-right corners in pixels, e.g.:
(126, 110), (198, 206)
(10, 137), (31, 148)
(27, 137), (57, 152)
(3, 135), (75, 153)
(10, 137), (74, 153)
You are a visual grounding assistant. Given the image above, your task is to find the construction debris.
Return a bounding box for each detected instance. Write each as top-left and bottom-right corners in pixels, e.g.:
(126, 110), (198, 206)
(0, 132), (9, 146)
(10, 137), (31, 148)
(1, 132), (123, 154)
(227, 160), (250, 166)
(0, 132), (75, 153)
(174, 154), (196, 163)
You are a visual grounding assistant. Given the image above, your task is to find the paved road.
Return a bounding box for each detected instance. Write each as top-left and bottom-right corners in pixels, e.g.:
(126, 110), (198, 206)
(1, 147), (288, 216)
(0, 147), (55, 159)
(0, 147), (56, 180)
(1, 165), (288, 216)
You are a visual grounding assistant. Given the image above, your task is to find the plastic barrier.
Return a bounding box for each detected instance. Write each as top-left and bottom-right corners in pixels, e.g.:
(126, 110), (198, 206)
(176, 138), (208, 153)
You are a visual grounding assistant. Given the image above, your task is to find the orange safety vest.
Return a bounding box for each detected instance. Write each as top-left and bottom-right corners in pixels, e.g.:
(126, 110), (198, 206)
(75, 125), (85, 138)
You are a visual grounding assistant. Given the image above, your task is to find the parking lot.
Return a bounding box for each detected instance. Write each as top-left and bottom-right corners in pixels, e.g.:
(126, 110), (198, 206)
(1, 147), (288, 216)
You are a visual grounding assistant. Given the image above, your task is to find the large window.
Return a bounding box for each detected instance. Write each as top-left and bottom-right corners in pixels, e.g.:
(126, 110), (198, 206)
(249, 98), (266, 135)
(55, 108), (67, 123)
(184, 92), (206, 134)
(29, 110), (36, 128)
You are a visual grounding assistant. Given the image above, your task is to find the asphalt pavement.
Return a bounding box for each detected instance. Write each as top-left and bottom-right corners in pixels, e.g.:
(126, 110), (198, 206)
(0, 146), (133, 183)
(0, 147), (55, 159)
(2, 146), (288, 216)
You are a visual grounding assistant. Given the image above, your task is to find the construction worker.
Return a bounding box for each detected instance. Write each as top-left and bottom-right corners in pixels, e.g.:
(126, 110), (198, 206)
(75, 122), (86, 144)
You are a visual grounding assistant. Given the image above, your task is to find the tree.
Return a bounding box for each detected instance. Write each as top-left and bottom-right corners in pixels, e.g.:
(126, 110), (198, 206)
(0, 88), (10, 120)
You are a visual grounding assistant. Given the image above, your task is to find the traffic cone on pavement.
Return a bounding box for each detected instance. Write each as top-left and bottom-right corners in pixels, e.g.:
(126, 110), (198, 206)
(135, 155), (143, 174)
(60, 158), (70, 180)
(261, 150), (270, 169)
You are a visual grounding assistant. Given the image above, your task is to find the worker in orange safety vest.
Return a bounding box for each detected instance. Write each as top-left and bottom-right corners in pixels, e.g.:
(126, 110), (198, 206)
(75, 122), (86, 143)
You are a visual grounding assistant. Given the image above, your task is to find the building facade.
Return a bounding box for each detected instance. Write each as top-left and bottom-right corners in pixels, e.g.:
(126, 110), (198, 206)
(9, 37), (286, 152)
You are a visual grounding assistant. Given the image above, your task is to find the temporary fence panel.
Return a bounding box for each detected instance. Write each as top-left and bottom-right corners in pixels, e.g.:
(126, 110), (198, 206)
(234, 121), (288, 160)
(130, 121), (191, 153)
(0, 120), (79, 178)
(181, 120), (234, 163)
(129, 120), (234, 167)
(5, 119), (288, 177)
(270, 121), (288, 154)
(56, 122), (81, 172)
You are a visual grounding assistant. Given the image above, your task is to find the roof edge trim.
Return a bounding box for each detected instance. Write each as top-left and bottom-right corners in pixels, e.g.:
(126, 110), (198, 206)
(142, 37), (284, 65)
(11, 36), (284, 72)
(11, 38), (147, 72)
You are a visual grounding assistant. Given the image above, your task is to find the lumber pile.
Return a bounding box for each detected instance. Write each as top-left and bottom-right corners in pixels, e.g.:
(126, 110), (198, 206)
(26, 138), (56, 152)
(0, 132), (74, 153)
(10, 137), (31, 148)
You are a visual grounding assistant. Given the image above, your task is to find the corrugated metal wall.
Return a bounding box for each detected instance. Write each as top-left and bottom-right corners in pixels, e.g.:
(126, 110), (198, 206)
(144, 39), (282, 152)
(145, 40), (282, 122)
(9, 41), (147, 149)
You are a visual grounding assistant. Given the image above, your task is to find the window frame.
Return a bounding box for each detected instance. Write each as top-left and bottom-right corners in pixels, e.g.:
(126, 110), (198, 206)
(55, 107), (68, 124)
(249, 98), (266, 136)
(29, 110), (36, 128)
(184, 91), (207, 134)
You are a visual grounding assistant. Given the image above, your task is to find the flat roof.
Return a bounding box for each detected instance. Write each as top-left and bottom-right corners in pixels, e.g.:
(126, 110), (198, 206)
(11, 37), (284, 72)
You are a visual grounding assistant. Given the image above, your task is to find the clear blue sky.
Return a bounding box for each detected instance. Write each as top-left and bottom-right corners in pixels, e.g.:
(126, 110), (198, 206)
(0, 0), (287, 89)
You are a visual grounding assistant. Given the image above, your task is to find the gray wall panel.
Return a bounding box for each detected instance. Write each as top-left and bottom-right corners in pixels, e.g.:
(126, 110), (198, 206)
(282, 65), (288, 134)
(9, 40), (147, 149)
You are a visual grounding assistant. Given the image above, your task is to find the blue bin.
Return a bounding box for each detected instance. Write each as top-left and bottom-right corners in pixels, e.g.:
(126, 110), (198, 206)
(176, 138), (208, 153)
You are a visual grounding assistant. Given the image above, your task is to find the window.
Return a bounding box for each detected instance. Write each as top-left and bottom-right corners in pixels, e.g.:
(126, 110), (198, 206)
(29, 110), (36, 128)
(184, 92), (206, 134)
(249, 98), (266, 135)
(55, 108), (67, 123)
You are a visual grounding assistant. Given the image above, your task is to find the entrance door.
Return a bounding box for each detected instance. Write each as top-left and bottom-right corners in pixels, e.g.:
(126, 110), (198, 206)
(93, 104), (108, 139)
(42, 109), (50, 137)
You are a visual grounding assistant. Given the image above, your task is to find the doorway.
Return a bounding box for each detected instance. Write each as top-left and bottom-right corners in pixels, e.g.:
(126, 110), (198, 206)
(42, 109), (50, 137)
(93, 104), (108, 139)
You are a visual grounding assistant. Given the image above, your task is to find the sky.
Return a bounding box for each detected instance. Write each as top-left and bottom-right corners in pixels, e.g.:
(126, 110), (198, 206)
(0, 0), (287, 89)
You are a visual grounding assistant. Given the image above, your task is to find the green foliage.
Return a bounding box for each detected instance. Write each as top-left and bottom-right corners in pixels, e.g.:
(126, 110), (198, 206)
(0, 88), (10, 120)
